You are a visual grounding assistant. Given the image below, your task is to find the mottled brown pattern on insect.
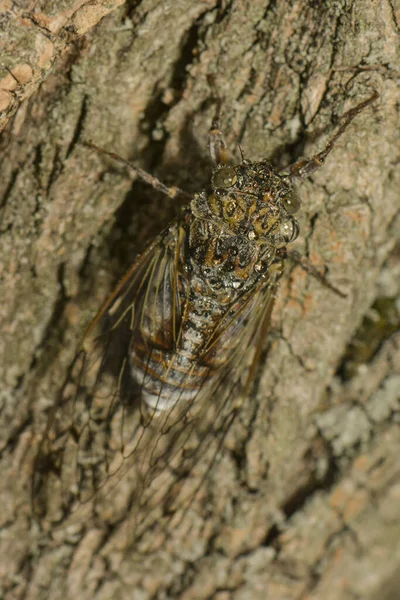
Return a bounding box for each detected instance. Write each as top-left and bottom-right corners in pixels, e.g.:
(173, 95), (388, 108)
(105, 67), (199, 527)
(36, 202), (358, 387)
(115, 157), (300, 414)
(33, 91), (379, 540)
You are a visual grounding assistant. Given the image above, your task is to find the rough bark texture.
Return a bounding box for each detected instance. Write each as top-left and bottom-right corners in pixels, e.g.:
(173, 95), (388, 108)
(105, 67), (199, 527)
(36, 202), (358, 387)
(1, 1), (399, 599)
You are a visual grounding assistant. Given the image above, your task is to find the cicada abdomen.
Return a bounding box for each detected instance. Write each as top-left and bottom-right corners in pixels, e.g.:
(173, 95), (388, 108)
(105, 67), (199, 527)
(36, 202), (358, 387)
(33, 91), (378, 542)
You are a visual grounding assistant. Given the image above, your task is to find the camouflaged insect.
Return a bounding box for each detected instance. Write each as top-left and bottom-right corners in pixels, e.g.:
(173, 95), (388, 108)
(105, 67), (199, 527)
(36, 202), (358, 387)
(33, 91), (378, 540)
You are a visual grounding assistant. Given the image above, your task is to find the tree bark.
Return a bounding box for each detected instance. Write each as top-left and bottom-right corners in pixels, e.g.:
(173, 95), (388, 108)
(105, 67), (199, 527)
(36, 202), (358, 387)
(1, 1), (399, 599)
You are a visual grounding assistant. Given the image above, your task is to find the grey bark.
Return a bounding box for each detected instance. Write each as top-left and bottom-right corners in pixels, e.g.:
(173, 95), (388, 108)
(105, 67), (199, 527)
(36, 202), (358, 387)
(1, 1), (399, 599)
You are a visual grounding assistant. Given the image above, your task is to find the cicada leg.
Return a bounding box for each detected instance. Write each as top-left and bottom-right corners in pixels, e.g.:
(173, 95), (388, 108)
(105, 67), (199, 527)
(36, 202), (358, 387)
(287, 250), (346, 298)
(283, 91), (379, 297)
(83, 141), (192, 201)
(287, 90), (379, 179)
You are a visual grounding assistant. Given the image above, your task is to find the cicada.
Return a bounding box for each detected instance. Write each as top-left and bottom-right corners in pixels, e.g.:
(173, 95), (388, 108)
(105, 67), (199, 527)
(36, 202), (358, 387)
(33, 91), (378, 543)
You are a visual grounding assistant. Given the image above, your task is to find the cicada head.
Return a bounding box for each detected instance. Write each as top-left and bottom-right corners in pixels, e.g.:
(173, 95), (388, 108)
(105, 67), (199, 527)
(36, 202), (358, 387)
(206, 159), (301, 247)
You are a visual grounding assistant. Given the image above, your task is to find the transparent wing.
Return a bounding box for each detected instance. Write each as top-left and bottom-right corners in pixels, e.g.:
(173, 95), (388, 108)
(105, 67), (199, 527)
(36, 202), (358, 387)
(33, 215), (277, 546)
(33, 217), (189, 522)
(136, 276), (277, 541)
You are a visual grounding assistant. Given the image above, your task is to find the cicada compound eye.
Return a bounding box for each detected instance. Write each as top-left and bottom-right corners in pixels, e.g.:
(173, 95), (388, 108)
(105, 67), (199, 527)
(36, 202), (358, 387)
(282, 189), (301, 214)
(212, 166), (238, 189)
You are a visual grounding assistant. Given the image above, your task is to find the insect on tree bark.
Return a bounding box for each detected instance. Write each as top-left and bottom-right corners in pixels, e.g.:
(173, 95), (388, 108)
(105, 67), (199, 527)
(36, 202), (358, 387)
(33, 89), (379, 547)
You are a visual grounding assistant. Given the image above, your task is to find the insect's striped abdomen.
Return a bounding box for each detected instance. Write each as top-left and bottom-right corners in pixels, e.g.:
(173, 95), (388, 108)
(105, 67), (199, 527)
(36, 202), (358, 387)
(128, 213), (283, 414)
(129, 259), (229, 413)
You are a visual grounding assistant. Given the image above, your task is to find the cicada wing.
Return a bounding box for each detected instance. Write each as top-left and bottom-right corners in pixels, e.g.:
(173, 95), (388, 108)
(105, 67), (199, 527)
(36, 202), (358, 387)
(32, 218), (191, 524)
(185, 278), (278, 456)
(130, 278), (278, 542)
(33, 209), (277, 545)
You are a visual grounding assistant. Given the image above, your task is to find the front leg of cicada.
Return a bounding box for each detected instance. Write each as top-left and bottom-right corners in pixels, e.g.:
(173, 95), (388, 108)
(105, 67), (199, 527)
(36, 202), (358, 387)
(284, 90), (379, 297)
(287, 90), (379, 179)
(83, 141), (191, 201)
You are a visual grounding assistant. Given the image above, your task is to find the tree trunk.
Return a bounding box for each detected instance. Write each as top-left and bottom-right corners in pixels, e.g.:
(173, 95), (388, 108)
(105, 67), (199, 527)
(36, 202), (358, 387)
(1, 1), (399, 598)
